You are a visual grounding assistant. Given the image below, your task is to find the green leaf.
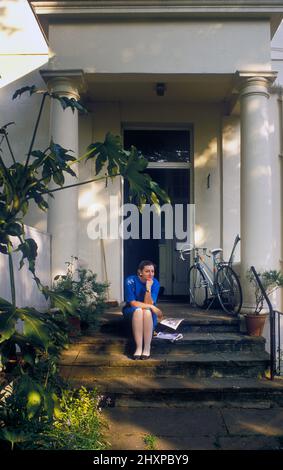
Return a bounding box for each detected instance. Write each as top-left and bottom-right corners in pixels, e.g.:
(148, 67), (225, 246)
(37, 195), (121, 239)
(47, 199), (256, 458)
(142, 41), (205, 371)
(86, 133), (123, 176)
(45, 289), (77, 315)
(12, 85), (37, 100)
(30, 150), (46, 159)
(50, 141), (76, 164)
(42, 163), (52, 182)
(0, 122), (15, 134)
(27, 390), (42, 419)
(64, 166), (77, 178)
(0, 309), (17, 343)
(6, 222), (23, 237)
(52, 95), (88, 114)
(149, 180), (171, 204)
(0, 297), (12, 308)
(53, 170), (65, 186)
(16, 238), (38, 273)
(0, 428), (31, 448)
(19, 308), (51, 349)
(0, 244), (8, 255)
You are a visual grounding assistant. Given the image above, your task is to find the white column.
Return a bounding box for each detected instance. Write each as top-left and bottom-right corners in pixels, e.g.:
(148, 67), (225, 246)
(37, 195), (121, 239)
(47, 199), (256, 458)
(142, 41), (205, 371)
(240, 76), (273, 311)
(47, 77), (79, 279)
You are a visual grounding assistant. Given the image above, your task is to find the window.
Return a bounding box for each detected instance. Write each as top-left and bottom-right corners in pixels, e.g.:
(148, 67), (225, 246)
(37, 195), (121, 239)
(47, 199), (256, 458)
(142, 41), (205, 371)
(124, 129), (190, 163)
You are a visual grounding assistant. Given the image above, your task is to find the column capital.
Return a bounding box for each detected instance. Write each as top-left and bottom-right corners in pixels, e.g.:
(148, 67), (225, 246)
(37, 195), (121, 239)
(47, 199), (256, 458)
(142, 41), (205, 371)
(235, 71), (278, 99)
(40, 69), (86, 99)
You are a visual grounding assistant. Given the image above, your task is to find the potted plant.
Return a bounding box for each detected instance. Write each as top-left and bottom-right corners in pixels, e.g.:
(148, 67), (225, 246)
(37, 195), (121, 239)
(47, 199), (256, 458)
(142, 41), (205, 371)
(52, 256), (109, 334)
(245, 269), (283, 336)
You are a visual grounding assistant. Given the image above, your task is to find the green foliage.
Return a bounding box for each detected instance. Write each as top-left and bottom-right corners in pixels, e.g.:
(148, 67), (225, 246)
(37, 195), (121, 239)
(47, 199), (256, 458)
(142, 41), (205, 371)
(143, 433), (158, 450)
(0, 303), (69, 371)
(53, 257), (109, 326)
(0, 374), (61, 450)
(0, 83), (169, 449)
(39, 387), (109, 450)
(18, 387), (109, 450)
(247, 268), (283, 314)
(86, 132), (170, 209)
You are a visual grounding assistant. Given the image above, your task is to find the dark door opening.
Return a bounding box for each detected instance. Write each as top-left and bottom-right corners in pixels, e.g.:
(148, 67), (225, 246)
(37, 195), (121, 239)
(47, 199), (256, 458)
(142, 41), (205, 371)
(123, 129), (191, 300)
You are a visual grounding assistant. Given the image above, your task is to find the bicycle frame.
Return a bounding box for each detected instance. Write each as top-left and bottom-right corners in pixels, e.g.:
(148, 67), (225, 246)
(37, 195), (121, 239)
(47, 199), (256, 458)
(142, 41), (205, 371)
(192, 250), (221, 296)
(181, 234), (242, 312)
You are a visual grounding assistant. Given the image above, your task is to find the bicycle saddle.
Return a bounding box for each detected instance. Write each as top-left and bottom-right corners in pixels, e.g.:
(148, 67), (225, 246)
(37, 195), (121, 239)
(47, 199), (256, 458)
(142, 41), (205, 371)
(210, 248), (223, 256)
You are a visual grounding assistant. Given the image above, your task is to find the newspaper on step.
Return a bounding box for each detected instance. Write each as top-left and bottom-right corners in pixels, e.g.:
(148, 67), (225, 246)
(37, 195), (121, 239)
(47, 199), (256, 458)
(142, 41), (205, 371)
(159, 317), (184, 330)
(154, 332), (184, 343)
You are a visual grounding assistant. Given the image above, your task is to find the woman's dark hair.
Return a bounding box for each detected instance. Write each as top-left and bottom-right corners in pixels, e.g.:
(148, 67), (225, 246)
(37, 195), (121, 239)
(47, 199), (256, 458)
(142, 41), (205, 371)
(137, 260), (156, 272)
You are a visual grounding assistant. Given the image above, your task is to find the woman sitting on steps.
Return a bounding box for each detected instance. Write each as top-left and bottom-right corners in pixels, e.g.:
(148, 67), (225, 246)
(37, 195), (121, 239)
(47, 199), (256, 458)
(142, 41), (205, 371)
(122, 260), (163, 360)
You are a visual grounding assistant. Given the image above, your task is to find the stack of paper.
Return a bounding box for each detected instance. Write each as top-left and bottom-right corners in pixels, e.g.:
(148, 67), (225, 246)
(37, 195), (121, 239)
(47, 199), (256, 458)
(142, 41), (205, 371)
(159, 318), (184, 330)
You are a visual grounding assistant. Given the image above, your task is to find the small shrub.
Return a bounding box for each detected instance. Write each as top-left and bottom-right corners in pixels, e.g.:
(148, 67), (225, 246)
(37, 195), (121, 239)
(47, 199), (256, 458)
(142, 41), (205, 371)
(53, 257), (109, 327)
(143, 433), (158, 450)
(36, 387), (109, 450)
(2, 386), (110, 450)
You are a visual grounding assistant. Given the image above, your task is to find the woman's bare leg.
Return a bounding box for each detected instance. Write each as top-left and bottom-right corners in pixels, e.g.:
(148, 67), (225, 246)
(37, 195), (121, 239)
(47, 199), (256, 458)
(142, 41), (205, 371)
(132, 308), (143, 356)
(142, 308), (153, 356)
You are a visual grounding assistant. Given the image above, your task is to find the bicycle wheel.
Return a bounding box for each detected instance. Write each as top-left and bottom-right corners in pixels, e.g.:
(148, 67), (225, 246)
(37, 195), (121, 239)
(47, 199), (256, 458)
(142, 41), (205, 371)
(189, 265), (208, 308)
(216, 265), (242, 315)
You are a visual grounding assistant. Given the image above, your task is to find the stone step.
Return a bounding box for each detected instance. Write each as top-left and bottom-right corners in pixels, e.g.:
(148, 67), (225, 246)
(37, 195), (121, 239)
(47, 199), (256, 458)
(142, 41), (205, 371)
(59, 351), (270, 380)
(71, 332), (265, 355)
(73, 376), (283, 408)
(100, 314), (240, 335)
(100, 318), (239, 336)
(60, 371), (283, 408)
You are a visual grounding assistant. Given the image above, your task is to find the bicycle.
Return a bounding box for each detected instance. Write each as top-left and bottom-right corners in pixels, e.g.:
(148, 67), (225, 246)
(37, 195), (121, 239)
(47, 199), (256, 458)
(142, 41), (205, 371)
(179, 235), (243, 315)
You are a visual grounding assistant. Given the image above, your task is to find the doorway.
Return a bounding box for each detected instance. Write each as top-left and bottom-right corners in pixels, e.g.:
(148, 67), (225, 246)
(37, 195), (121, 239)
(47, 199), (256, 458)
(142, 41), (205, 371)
(123, 128), (193, 299)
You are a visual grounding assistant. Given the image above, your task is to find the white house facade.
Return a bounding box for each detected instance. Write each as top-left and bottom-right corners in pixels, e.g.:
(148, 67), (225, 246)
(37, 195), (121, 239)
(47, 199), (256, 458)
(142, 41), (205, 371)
(1, 1), (283, 313)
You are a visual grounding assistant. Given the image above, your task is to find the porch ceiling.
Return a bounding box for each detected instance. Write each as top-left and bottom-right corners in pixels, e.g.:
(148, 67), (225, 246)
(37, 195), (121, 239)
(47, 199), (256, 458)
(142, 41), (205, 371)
(83, 73), (237, 104)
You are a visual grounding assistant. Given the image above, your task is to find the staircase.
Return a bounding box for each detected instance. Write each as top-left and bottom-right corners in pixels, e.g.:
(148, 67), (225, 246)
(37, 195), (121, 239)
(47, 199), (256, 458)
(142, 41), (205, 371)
(59, 303), (283, 408)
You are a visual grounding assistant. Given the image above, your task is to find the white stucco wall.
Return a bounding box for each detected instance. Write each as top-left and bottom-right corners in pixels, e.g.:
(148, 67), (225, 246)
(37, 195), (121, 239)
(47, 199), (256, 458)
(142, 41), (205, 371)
(48, 20), (271, 74)
(0, 225), (51, 310)
(77, 104), (123, 301)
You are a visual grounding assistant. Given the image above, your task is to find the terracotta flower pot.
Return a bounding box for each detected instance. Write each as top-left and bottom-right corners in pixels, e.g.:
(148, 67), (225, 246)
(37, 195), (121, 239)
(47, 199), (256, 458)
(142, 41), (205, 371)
(245, 314), (268, 337)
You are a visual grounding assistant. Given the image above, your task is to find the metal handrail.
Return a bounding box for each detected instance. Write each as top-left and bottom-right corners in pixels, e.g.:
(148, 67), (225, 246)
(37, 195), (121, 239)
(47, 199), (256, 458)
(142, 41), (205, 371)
(250, 266), (282, 380)
(274, 309), (283, 377)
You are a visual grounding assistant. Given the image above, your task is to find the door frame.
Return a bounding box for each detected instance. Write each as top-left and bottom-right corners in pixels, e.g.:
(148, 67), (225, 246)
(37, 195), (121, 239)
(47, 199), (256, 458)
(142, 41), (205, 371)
(120, 124), (195, 301)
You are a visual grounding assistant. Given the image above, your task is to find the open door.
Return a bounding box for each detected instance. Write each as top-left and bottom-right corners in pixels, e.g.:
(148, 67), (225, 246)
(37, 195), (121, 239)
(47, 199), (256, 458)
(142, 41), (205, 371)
(123, 128), (192, 299)
(123, 168), (191, 297)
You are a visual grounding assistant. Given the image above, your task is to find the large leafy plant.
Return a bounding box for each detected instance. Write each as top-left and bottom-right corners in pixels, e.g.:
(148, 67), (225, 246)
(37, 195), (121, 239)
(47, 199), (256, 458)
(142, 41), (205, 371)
(0, 84), (170, 445)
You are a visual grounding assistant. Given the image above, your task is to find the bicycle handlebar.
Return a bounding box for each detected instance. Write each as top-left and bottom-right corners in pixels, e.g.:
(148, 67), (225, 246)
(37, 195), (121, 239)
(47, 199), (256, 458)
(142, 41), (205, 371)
(179, 234), (241, 263)
(179, 244), (208, 261)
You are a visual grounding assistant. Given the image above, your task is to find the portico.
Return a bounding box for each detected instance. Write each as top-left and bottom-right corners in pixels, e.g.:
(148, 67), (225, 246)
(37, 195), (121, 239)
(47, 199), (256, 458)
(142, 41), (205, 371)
(39, 66), (277, 311)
